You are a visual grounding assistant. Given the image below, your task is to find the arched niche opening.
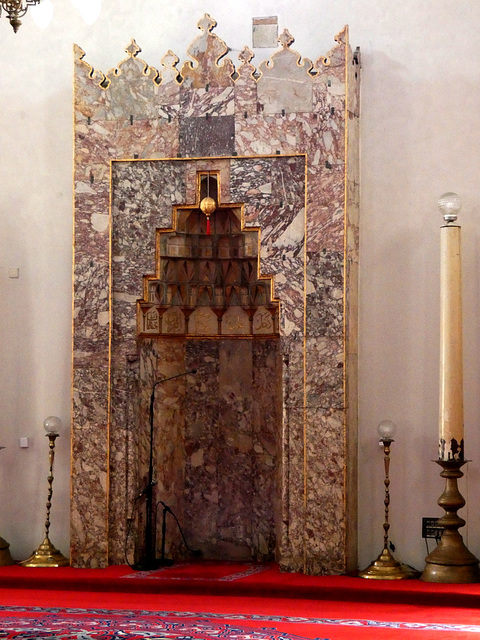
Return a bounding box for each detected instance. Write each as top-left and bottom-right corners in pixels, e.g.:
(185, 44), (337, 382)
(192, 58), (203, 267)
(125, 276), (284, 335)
(134, 170), (282, 562)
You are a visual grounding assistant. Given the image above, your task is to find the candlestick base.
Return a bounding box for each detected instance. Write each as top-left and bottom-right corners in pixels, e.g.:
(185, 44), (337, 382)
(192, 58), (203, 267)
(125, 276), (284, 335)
(19, 536), (69, 568)
(421, 459), (480, 583)
(359, 546), (419, 580)
(0, 536), (14, 566)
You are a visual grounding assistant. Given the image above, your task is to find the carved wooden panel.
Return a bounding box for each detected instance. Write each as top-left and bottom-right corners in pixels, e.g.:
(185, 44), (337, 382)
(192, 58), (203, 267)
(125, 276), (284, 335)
(138, 172), (279, 337)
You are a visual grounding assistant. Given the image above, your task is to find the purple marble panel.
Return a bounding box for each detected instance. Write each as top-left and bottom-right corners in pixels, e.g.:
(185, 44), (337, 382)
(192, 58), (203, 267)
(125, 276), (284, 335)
(306, 250), (344, 338)
(304, 408), (347, 575)
(179, 115), (235, 157)
(233, 51), (257, 118)
(251, 339), (281, 559)
(182, 340), (221, 556)
(180, 86), (234, 118)
(70, 424), (109, 568)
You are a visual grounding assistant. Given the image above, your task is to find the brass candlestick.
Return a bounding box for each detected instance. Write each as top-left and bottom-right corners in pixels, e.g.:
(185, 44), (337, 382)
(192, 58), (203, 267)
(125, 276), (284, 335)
(421, 194), (480, 583)
(421, 459), (480, 583)
(359, 420), (418, 579)
(0, 447), (14, 566)
(20, 417), (69, 567)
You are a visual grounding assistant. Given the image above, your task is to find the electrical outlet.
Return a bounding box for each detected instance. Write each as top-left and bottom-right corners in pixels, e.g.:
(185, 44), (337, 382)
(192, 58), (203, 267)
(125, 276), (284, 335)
(422, 517), (443, 540)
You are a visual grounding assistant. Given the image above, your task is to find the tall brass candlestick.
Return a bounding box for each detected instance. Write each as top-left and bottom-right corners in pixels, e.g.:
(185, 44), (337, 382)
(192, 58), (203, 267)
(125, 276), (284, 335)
(359, 421), (417, 580)
(421, 193), (479, 583)
(439, 193), (464, 461)
(20, 417), (69, 567)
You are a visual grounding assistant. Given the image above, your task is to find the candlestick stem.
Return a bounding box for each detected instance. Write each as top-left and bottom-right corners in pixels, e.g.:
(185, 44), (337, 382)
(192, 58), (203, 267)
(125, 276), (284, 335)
(20, 433), (69, 567)
(359, 439), (418, 579)
(439, 219), (464, 460)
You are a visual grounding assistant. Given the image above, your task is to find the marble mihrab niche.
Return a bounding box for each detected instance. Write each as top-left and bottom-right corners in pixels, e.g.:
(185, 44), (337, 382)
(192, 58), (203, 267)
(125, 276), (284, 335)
(72, 14), (360, 574)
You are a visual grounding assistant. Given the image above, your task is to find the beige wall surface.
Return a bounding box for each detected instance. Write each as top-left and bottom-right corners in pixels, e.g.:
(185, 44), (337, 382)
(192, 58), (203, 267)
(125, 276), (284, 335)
(1, 0), (479, 572)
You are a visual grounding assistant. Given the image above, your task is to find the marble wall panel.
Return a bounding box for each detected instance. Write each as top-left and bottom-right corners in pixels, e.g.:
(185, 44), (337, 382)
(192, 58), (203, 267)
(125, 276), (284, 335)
(70, 424), (109, 568)
(279, 406), (306, 573)
(179, 115), (235, 157)
(75, 120), (117, 166)
(72, 361), (109, 405)
(306, 250), (344, 338)
(233, 51), (257, 118)
(180, 15), (235, 90)
(229, 157), (275, 218)
(257, 32), (313, 115)
(182, 340), (221, 555)
(184, 158), (231, 203)
(71, 357), (110, 568)
(305, 336), (344, 412)
(306, 167), (345, 253)
(108, 386), (132, 563)
(72, 261), (109, 351)
(180, 87), (234, 118)
(113, 119), (180, 160)
(278, 335), (306, 571)
(304, 409), (346, 575)
(152, 345), (189, 558)
(103, 43), (158, 120)
(234, 115), (308, 157)
(129, 339), (188, 563)
(251, 339), (281, 559)
(316, 26), (348, 81)
(74, 220), (110, 266)
(216, 341), (254, 556)
(74, 45), (107, 122)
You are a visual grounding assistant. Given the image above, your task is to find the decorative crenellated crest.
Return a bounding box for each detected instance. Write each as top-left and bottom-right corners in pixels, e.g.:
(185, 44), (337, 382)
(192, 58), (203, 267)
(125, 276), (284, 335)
(75, 18), (351, 95)
(102, 39), (159, 119)
(181, 14), (235, 88)
(315, 25), (349, 73)
(259, 28), (313, 74)
(105, 38), (158, 86)
(237, 46), (256, 80)
(158, 50), (182, 87)
(74, 44), (107, 89)
(257, 29), (314, 114)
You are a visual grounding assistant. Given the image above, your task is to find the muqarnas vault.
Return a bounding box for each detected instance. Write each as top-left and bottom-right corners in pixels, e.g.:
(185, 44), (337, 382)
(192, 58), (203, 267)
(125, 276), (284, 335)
(72, 14), (360, 574)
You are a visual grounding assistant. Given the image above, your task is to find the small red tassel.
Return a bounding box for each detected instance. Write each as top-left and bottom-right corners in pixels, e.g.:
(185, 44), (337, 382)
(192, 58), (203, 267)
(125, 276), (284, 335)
(206, 217), (211, 235)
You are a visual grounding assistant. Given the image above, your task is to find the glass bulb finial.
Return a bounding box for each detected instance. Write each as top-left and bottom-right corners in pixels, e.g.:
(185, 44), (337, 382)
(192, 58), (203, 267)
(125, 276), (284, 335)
(438, 192), (461, 224)
(44, 416), (62, 435)
(377, 419), (396, 441)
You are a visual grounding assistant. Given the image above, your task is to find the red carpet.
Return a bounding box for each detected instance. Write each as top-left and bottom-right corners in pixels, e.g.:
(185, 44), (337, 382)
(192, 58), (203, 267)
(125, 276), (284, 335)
(0, 562), (479, 639)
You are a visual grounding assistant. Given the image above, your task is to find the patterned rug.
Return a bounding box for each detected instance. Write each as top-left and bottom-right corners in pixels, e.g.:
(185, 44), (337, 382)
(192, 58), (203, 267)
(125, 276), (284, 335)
(1, 605), (480, 639)
(0, 606), (328, 640)
(122, 561), (271, 581)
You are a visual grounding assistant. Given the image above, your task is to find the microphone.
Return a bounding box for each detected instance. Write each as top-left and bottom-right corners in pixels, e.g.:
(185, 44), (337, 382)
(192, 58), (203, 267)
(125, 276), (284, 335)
(133, 367), (198, 570)
(152, 369), (197, 389)
(137, 481), (157, 499)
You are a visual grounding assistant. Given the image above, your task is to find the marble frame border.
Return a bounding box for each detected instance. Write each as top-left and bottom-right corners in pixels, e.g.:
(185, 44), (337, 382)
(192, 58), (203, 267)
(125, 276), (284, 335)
(106, 153), (309, 566)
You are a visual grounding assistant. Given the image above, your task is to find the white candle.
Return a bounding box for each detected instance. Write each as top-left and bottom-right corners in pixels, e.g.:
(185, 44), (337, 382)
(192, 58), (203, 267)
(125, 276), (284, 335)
(438, 192), (464, 461)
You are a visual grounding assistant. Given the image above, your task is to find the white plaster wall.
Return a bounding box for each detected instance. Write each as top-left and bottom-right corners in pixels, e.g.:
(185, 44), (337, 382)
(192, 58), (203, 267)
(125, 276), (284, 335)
(0, 0), (479, 571)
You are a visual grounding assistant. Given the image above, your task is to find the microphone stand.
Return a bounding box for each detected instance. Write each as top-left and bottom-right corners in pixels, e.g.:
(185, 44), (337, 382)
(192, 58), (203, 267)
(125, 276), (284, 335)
(133, 369), (196, 571)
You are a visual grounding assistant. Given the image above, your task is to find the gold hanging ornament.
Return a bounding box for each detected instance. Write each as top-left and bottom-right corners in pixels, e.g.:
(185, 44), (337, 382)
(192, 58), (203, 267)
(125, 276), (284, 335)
(200, 196), (216, 235)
